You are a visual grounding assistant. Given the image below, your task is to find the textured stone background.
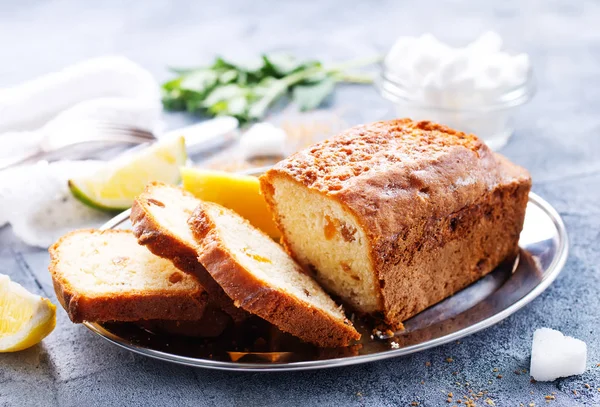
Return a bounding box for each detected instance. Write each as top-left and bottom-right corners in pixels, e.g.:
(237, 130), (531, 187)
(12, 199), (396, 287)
(1, 0), (599, 406)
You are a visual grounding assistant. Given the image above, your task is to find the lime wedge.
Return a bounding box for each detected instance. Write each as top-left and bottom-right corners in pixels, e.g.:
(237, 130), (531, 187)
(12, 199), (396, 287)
(69, 136), (187, 212)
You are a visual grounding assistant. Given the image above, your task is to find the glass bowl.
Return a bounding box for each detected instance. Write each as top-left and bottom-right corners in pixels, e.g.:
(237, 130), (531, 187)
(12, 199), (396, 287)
(376, 67), (535, 150)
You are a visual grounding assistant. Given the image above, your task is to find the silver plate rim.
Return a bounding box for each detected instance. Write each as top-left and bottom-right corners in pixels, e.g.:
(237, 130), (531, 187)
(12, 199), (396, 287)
(85, 191), (568, 372)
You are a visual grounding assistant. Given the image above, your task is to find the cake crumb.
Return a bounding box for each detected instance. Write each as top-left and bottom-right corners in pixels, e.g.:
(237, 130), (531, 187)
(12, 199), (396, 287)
(485, 399), (495, 406)
(420, 380), (424, 385)
(572, 390), (577, 395)
(390, 341), (400, 349)
(448, 392), (453, 398)
(425, 361), (431, 367)
(497, 375), (503, 379)
(529, 403), (535, 407)
(492, 367), (498, 372)
(544, 395), (555, 401)
(446, 357), (454, 363)
(411, 402), (419, 406)
(584, 383), (591, 389)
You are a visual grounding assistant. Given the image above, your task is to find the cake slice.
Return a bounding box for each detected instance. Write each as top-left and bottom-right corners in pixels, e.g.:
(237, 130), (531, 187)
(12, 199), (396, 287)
(130, 182), (248, 321)
(49, 229), (207, 323)
(188, 201), (361, 347)
(260, 119), (531, 329)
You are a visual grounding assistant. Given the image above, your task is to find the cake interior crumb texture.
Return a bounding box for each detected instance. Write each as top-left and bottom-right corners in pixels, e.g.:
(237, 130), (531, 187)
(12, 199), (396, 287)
(137, 183), (200, 249)
(52, 230), (199, 295)
(203, 203), (348, 322)
(269, 178), (379, 312)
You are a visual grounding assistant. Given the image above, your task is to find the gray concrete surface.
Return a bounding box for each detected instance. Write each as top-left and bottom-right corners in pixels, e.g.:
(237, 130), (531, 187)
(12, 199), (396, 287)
(1, 0), (599, 406)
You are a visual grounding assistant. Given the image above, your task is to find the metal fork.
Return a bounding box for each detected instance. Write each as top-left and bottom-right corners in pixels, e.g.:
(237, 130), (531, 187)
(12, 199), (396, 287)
(0, 121), (156, 170)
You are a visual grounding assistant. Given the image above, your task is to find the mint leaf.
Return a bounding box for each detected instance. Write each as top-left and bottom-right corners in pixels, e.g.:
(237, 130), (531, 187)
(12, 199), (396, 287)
(248, 79), (288, 120)
(292, 78), (336, 111)
(207, 95), (248, 117)
(162, 54), (379, 121)
(162, 77), (182, 91)
(183, 92), (206, 113)
(218, 69), (238, 84)
(202, 84), (247, 108)
(180, 70), (218, 94)
(263, 54), (321, 77)
(213, 56), (264, 75)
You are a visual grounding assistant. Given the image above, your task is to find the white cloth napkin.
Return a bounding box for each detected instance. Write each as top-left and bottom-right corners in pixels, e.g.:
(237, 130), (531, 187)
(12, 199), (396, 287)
(0, 161), (109, 247)
(0, 56), (163, 247)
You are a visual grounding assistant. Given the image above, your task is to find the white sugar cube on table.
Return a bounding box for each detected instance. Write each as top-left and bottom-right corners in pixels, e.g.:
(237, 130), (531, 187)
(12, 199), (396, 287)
(239, 122), (288, 159)
(530, 328), (587, 382)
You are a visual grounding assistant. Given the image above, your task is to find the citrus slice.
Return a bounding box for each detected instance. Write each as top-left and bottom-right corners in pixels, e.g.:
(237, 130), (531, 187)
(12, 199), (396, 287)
(0, 274), (56, 352)
(69, 136), (187, 211)
(180, 167), (280, 239)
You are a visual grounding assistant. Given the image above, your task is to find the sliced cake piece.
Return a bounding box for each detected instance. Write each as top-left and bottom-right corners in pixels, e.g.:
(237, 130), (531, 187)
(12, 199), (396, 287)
(188, 201), (361, 348)
(49, 229), (207, 323)
(130, 182), (248, 321)
(260, 119), (531, 329)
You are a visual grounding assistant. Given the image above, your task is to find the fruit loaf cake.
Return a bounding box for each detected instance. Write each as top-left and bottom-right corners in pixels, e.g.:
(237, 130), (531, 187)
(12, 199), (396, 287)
(130, 182), (248, 322)
(188, 201), (361, 347)
(260, 119), (531, 329)
(49, 229), (207, 323)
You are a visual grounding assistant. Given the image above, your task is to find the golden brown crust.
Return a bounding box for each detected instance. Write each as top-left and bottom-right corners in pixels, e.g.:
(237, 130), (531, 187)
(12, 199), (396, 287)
(48, 229), (208, 323)
(260, 119), (532, 328)
(189, 203), (361, 348)
(130, 182), (248, 322)
(376, 179), (529, 324)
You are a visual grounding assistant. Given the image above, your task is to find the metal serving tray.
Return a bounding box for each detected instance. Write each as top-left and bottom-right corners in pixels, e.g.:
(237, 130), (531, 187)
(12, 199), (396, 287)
(85, 189), (567, 372)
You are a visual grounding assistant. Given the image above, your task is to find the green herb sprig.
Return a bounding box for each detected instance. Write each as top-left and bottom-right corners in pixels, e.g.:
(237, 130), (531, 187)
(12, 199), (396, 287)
(162, 54), (381, 124)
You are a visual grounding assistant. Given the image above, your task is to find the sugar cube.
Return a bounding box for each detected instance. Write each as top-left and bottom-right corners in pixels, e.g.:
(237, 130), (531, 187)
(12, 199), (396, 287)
(530, 328), (587, 382)
(239, 122), (287, 159)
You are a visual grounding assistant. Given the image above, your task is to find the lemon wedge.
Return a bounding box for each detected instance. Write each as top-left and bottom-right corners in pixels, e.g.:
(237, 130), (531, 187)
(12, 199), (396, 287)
(181, 167), (280, 239)
(0, 274), (56, 352)
(69, 135), (187, 212)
